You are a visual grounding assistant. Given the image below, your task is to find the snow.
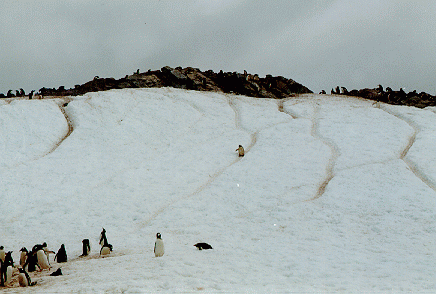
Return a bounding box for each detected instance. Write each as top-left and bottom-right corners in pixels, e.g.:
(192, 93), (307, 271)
(1, 88), (435, 292)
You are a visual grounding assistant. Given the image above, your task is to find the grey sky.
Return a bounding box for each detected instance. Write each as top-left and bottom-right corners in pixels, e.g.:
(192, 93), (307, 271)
(1, 0), (435, 95)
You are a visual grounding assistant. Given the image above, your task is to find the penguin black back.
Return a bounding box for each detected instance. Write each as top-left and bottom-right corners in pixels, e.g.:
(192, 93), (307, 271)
(194, 242), (213, 250)
(99, 228), (108, 246)
(81, 239), (91, 257)
(50, 268), (63, 276)
(55, 244), (67, 263)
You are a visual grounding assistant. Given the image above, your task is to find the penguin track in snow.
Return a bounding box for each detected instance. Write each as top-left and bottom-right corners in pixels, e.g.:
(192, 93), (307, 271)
(306, 102), (340, 201)
(379, 104), (436, 193)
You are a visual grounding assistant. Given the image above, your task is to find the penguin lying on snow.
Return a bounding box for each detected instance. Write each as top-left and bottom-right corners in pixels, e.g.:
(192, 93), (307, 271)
(154, 233), (164, 257)
(80, 239), (91, 257)
(18, 267), (36, 287)
(50, 268), (63, 276)
(55, 244), (67, 263)
(194, 243), (213, 250)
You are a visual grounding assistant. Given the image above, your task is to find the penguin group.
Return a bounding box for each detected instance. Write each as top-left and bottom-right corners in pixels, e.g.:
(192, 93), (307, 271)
(1, 228), (212, 288)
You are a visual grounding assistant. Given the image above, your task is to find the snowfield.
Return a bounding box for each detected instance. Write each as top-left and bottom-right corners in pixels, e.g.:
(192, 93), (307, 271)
(1, 88), (435, 293)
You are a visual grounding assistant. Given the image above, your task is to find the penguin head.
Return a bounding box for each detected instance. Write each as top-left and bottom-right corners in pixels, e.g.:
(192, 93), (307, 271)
(42, 242), (47, 247)
(0, 246), (4, 250)
(239, 145), (242, 147)
(18, 268), (26, 273)
(20, 247), (28, 253)
(156, 233), (162, 239)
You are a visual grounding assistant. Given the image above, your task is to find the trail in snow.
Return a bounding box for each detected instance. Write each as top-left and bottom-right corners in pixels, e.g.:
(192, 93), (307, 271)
(307, 102), (340, 201)
(227, 95), (257, 153)
(380, 104), (436, 193)
(137, 95), (247, 228)
(45, 103), (74, 155)
(277, 98), (298, 119)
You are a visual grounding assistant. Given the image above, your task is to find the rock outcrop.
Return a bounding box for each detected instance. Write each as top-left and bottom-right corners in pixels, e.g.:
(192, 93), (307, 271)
(25, 67), (313, 98)
(326, 85), (436, 108)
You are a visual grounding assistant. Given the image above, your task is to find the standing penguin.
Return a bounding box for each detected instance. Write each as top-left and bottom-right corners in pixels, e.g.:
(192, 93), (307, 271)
(42, 242), (55, 264)
(20, 247), (28, 268)
(2, 251), (14, 285)
(99, 228), (108, 247)
(0, 246), (5, 263)
(80, 239), (91, 257)
(24, 249), (39, 272)
(236, 145), (244, 157)
(18, 267), (36, 287)
(154, 233), (164, 257)
(36, 249), (50, 269)
(54, 244), (67, 263)
(99, 229), (113, 256)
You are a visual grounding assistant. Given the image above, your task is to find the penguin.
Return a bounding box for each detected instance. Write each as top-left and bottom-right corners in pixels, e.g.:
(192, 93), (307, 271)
(194, 242), (213, 250)
(54, 244), (67, 263)
(2, 251), (14, 285)
(20, 247), (28, 268)
(80, 239), (91, 257)
(24, 249), (39, 272)
(29, 90), (35, 99)
(236, 145), (244, 157)
(42, 242), (55, 264)
(99, 228), (108, 247)
(99, 229), (113, 256)
(18, 267), (36, 287)
(0, 246), (5, 263)
(36, 249), (50, 270)
(50, 268), (63, 276)
(154, 233), (164, 257)
(100, 243), (113, 256)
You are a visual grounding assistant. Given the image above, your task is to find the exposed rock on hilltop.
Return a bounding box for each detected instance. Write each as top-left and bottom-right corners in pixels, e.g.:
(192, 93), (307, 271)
(35, 67), (313, 98)
(329, 85), (436, 108)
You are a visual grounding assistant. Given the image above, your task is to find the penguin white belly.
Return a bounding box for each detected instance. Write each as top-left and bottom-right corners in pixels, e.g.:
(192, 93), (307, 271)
(18, 273), (28, 287)
(20, 251), (27, 267)
(154, 239), (164, 257)
(37, 249), (50, 269)
(6, 266), (13, 284)
(0, 250), (5, 262)
(100, 246), (111, 256)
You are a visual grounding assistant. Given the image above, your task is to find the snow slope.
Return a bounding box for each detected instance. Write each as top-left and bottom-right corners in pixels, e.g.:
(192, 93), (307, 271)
(1, 88), (435, 292)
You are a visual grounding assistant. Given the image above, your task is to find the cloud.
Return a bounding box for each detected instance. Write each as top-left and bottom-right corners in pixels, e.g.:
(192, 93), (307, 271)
(1, 0), (435, 95)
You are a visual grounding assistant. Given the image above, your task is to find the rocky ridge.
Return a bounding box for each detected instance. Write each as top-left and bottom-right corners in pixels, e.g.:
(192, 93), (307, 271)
(0, 67), (312, 99)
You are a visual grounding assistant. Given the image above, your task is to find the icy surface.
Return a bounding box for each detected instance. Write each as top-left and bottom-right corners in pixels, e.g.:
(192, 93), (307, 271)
(0, 89), (435, 292)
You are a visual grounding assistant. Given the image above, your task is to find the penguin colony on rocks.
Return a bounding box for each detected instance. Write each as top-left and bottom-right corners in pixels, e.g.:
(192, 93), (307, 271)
(2, 227), (214, 287)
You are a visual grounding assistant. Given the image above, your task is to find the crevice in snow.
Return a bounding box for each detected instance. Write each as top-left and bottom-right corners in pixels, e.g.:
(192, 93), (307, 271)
(307, 102), (340, 201)
(379, 104), (436, 193)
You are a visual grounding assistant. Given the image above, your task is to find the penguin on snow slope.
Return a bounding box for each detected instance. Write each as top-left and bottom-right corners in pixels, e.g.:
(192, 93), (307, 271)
(80, 239), (91, 257)
(236, 145), (244, 157)
(55, 244), (67, 263)
(18, 267), (36, 287)
(20, 247), (28, 268)
(154, 233), (164, 257)
(32, 243), (50, 270)
(0, 246), (5, 263)
(2, 251), (14, 285)
(194, 242), (213, 250)
(99, 228), (113, 256)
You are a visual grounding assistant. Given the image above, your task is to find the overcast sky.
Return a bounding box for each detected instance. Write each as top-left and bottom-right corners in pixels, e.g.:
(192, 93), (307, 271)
(1, 0), (435, 95)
